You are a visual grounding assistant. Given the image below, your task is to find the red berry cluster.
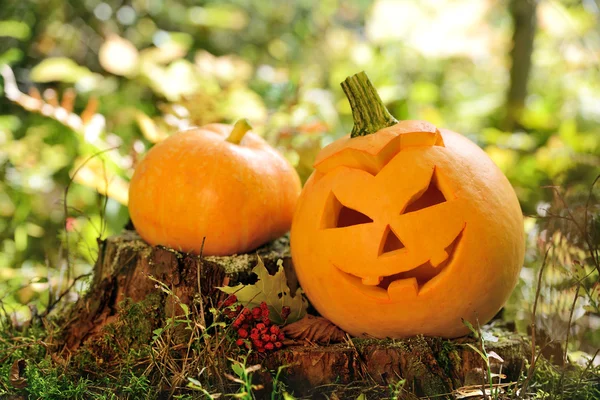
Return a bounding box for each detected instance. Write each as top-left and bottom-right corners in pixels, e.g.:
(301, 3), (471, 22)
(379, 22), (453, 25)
(219, 295), (290, 353)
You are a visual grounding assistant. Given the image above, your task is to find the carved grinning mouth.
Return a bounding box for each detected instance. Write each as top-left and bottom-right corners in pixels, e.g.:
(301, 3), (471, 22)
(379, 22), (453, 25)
(336, 227), (464, 298)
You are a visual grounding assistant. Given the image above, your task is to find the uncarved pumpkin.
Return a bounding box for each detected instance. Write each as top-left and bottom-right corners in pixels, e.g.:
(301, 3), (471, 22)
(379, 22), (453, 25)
(129, 121), (301, 256)
(290, 72), (525, 338)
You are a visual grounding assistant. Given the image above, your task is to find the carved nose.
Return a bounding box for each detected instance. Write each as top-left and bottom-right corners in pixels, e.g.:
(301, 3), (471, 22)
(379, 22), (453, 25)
(379, 225), (405, 255)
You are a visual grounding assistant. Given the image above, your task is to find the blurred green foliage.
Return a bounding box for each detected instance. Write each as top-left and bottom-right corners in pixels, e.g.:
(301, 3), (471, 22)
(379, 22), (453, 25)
(0, 0), (599, 348)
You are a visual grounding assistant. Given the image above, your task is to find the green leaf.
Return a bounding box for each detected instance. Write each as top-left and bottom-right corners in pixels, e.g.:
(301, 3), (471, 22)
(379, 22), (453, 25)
(218, 257), (307, 324)
(152, 328), (163, 341)
(0, 48), (24, 66)
(231, 362), (244, 378)
(0, 20), (31, 40)
(188, 5), (248, 30)
(187, 377), (202, 388)
(0, 115), (20, 132)
(179, 303), (189, 317)
(465, 343), (488, 364)
(30, 57), (95, 83)
(461, 318), (478, 337)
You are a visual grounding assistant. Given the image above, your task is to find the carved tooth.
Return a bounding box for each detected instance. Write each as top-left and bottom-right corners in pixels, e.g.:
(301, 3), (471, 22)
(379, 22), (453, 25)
(387, 278), (419, 299)
(362, 276), (382, 286)
(430, 250), (449, 267)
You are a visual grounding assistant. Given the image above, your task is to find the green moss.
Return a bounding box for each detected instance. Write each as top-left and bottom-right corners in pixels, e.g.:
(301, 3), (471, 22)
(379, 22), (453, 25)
(118, 371), (155, 399)
(436, 340), (461, 378)
(529, 357), (600, 400)
(71, 347), (97, 371)
(116, 293), (162, 347)
(0, 299), (162, 399)
(72, 292), (163, 369)
(351, 336), (452, 397)
(24, 360), (91, 400)
(20, 359), (155, 400)
(1, 313), (598, 399)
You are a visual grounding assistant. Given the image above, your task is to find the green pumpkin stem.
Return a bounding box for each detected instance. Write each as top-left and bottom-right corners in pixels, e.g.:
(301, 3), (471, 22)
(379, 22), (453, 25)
(226, 119), (252, 144)
(341, 71), (398, 138)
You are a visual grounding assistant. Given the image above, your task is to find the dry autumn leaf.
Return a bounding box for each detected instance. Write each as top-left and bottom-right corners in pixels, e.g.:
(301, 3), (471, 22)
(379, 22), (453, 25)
(9, 359), (27, 389)
(218, 257), (307, 325)
(455, 385), (505, 399)
(282, 315), (346, 344)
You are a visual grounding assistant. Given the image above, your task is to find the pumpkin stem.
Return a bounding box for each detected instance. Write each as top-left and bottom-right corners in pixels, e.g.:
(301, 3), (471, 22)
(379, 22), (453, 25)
(226, 119), (252, 144)
(341, 71), (398, 138)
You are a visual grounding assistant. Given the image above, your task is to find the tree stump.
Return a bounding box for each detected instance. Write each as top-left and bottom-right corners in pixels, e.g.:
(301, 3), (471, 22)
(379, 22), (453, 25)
(260, 334), (526, 398)
(60, 231), (527, 398)
(62, 230), (295, 350)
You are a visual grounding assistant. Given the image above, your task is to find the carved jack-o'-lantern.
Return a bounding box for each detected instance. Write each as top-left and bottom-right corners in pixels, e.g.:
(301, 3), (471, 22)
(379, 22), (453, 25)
(291, 73), (525, 338)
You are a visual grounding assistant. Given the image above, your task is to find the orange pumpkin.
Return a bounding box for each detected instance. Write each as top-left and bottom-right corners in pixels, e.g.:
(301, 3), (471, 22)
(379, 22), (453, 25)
(129, 120), (301, 256)
(290, 72), (525, 338)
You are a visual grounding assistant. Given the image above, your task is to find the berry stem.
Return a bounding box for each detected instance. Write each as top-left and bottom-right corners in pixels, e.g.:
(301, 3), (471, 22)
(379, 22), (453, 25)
(340, 71), (398, 138)
(226, 119), (252, 144)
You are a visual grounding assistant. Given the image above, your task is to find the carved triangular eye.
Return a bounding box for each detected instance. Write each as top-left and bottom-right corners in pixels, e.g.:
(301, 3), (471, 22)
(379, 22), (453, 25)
(337, 205), (373, 227)
(321, 192), (373, 229)
(403, 169), (447, 214)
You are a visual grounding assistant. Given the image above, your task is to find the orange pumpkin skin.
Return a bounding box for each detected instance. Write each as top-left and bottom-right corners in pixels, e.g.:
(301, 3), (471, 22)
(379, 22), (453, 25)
(290, 120), (525, 338)
(129, 123), (301, 256)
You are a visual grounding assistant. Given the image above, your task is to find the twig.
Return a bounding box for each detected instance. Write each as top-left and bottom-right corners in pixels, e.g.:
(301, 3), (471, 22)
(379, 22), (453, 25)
(197, 237), (207, 332)
(574, 349), (600, 397)
(0, 65), (118, 163)
(520, 246), (552, 397)
(544, 182), (600, 275)
(63, 147), (118, 285)
(41, 273), (92, 318)
(557, 282), (582, 398)
(1, 64), (129, 206)
(583, 174), (600, 274)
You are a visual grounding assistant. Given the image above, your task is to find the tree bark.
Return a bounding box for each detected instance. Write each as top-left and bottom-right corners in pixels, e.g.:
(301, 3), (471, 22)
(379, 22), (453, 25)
(504, 0), (538, 131)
